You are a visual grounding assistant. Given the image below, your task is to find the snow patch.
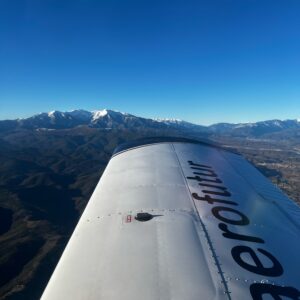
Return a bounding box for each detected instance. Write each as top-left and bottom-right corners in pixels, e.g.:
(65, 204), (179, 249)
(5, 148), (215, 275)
(92, 109), (108, 121)
(48, 111), (57, 118)
(48, 110), (65, 119)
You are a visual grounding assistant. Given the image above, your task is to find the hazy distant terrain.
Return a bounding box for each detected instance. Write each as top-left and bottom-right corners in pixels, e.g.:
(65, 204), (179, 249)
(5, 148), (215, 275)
(0, 110), (299, 299)
(215, 136), (300, 206)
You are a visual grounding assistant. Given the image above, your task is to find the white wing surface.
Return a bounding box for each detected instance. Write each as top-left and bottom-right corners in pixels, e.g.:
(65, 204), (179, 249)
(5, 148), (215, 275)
(41, 138), (300, 300)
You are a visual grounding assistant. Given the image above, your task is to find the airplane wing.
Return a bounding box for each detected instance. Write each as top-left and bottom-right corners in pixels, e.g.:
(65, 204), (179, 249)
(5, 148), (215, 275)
(41, 138), (300, 300)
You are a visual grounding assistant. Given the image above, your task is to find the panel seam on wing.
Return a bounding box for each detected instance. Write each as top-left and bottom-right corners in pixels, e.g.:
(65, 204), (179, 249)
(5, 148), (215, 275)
(171, 143), (232, 300)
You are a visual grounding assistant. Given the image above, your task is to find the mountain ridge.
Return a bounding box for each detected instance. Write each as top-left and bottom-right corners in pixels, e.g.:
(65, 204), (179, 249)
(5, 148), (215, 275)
(1, 109), (300, 138)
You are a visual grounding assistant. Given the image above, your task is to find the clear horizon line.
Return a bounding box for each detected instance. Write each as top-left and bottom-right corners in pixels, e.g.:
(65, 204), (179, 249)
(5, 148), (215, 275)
(0, 108), (299, 126)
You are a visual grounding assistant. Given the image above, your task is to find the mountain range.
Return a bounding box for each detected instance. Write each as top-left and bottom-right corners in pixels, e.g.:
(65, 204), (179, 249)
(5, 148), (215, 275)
(1, 109), (300, 138)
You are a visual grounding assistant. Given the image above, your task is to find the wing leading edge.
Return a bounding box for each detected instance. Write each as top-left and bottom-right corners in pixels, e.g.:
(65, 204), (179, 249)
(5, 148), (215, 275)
(41, 138), (300, 300)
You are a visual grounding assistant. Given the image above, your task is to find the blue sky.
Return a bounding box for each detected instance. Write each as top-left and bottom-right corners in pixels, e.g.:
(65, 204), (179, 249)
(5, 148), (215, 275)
(0, 0), (300, 125)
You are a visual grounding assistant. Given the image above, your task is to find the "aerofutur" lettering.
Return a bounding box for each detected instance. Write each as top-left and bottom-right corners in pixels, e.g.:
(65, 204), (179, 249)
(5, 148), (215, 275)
(186, 160), (300, 300)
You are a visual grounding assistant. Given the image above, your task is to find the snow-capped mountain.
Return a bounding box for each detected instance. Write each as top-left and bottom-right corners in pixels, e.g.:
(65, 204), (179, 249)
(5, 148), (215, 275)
(1, 109), (300, 138)
(154, 118), (206, 131)
(208, 119), (300, 136)
(15, 109), (132, 129)
(0, 109), (206, 132)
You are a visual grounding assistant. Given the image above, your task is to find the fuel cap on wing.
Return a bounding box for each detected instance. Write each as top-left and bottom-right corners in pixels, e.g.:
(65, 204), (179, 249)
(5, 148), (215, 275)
(135, 212), (153, 222)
